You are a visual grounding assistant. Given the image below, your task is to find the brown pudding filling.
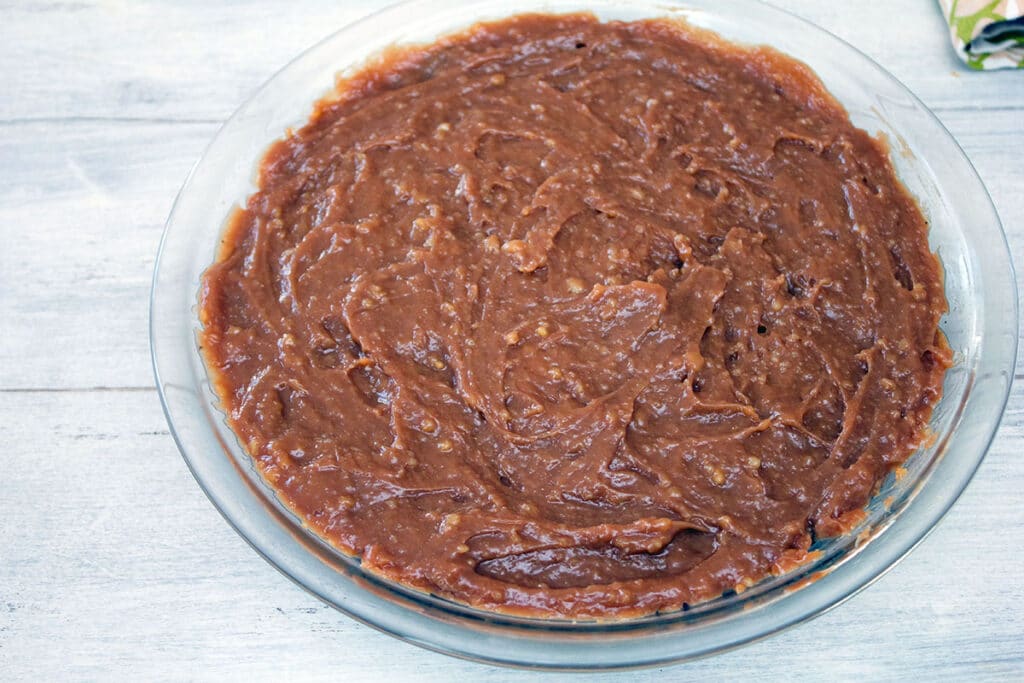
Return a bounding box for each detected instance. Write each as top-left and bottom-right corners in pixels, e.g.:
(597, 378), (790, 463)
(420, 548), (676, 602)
(199, 14), (950, 617)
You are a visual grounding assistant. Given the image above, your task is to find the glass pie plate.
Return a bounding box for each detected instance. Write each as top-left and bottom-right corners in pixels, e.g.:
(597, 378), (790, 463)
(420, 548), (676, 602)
(150, 0), (1018, 670)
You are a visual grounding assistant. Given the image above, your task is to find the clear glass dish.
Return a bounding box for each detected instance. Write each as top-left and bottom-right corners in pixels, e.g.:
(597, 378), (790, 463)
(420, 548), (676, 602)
(151, 0), (1018, 670)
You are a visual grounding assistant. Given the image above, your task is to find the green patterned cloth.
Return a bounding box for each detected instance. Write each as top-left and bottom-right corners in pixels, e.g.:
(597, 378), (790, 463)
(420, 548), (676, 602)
(939, 0), (1024, 69)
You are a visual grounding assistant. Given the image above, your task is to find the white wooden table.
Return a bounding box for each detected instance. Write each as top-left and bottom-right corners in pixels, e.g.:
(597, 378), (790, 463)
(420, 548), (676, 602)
(1, 1), (1020, 679)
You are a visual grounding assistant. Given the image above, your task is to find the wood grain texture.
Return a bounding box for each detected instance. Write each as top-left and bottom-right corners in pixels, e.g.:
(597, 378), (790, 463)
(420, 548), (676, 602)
(1, 1), (1021, 680)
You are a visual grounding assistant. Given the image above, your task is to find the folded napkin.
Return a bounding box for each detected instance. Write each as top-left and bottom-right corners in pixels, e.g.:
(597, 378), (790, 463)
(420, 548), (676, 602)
(939, 0), (1024, 69)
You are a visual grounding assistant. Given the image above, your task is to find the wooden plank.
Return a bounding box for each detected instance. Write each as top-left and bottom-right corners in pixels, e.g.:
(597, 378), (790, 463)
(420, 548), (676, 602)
(0, 383), (1020, 679)
(0, 0), (1021, 127)
(0, 120), (217, 389)
(1, 107), (1020, 391)
(777, 0), (1024, 112)
(0, 1), (372, 124)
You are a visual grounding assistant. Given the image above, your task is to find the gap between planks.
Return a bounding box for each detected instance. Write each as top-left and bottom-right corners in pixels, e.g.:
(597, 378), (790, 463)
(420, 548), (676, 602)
(2, 374), (1022, 394)
(0, 116), (223, 126)
(0, 386), (157, 394)
(0, 107), (1021, 128)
